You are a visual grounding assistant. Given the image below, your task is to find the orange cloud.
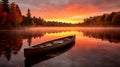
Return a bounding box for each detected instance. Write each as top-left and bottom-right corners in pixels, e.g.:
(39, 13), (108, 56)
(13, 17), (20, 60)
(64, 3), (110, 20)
(24, 4), (100, 24)
(13, 0), (120, 24)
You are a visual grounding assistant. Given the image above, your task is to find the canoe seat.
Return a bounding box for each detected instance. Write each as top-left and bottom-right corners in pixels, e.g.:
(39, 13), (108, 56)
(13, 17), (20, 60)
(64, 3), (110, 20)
(39, 45), (45, 48)
(53, 40), (64, 45)
(45, 43), (53, 47)
(64, 38), (70, 41)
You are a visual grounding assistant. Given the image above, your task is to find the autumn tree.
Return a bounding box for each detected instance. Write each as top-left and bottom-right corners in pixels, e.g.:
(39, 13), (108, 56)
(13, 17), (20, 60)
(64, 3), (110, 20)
(2, 0), (9, 13)
(107, 12), (115, 24)
(0, 3), (3, 25)
(0, 2), (8, 27)
(10, 2), (22, 27)
(112, 12), (120, 26)
(0, 3), (2, 12)
(0, 0), (23, 28)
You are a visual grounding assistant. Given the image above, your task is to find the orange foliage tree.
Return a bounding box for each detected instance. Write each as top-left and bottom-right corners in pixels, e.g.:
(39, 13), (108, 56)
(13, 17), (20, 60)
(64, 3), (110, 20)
(10, 2), (22, 27)
(0, 1), (22, 28)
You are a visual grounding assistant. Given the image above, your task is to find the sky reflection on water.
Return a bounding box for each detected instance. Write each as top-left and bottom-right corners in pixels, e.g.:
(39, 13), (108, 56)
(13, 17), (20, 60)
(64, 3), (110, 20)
(0, 27), (120, 67)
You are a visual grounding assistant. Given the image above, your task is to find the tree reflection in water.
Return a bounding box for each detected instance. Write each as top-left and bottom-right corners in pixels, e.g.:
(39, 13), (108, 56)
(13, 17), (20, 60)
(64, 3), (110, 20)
(0, 30), (44, 61)
(0, 31), (22, 61)
(82, 29), (120, 43)
(0, 28), (120, 67)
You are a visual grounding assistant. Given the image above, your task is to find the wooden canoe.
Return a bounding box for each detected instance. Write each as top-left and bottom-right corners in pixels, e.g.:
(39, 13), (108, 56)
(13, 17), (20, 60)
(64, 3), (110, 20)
(25, 41), (75, 67)
(24, 35), (75, 57)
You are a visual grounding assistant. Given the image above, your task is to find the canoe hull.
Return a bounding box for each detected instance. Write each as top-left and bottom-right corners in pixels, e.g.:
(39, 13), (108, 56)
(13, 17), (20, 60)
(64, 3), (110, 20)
(25, 41), (75, 67)
(24, 35), (75, 58)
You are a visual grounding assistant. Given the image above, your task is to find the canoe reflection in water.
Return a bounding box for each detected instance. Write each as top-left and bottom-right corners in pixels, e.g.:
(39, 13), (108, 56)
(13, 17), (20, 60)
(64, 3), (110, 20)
(25, 35), (75, 67)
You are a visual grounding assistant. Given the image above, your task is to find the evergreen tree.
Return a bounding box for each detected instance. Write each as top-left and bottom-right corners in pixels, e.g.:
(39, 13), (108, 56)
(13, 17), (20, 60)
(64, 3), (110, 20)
(27, 9), (31, 18)
(2, 0), (10, 13)
(26, 9), (33, 26)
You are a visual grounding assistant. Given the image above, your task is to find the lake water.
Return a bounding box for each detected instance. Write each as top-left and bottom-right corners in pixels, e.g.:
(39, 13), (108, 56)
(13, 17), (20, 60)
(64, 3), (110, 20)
(0, 27), (120, 67)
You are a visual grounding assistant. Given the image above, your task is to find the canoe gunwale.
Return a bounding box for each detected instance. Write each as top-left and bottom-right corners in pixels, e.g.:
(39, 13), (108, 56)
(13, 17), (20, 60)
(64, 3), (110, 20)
(24, 35), (75, 57)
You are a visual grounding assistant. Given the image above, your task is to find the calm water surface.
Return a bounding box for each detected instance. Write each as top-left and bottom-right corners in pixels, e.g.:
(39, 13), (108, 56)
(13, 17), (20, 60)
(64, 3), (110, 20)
(0, 27), (120, 67)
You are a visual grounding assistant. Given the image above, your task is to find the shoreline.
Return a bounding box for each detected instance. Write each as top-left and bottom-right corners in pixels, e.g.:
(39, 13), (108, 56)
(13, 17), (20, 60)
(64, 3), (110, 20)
(0, 27), (120, 31)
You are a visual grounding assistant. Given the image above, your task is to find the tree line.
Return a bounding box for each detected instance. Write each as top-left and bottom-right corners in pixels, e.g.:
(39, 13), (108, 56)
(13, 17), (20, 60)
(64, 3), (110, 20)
(14, 10), (120, 27)
(0, 0), (73, 29)
(79, 11), (120, 27)
(0, 0), (120, 28)
(21, 9), (73, 27)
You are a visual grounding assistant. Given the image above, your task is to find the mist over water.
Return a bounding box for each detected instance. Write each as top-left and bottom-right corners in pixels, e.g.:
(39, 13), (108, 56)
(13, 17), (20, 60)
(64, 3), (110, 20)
(0, 27), (120, 67)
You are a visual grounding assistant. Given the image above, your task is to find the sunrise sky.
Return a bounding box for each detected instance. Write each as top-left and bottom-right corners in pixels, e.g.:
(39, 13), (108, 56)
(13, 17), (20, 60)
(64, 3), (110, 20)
(9, 0), (120, 24)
